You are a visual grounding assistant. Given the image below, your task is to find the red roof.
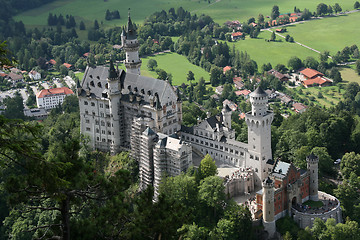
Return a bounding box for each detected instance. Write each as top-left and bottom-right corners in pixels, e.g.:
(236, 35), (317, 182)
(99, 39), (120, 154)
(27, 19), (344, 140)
(223, 66), (232, 73)
(289, 16), (298, 22)
(235, 89), (251, 96)
(83, 52), (90, 57)
(48, 59), (56, 65)
(300, 68), (324, 79)
(0, 73), (7, 77)
(293, 102), (307, 112)
(233, 76), (242, 82)
(36, 87), (74, 98)
(63, 63), (72, 69)
(239, 113), (246, 119)
(232, 32), (243, 37)
(249, 22), (257, 27)
(302, 77), (328, 87)
(290, 13), (298, 17)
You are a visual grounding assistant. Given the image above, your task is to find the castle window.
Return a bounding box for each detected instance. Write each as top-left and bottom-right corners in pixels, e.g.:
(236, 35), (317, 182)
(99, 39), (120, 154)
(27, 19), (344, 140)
(100, 103), (103, 108)
(86, 127), (90, 131)
(97, 137), (99, 141)
(91, 102), (95, 106)
(106, 104), (109, 109)
(85, 119), (90, 123)
(147, 90), (151, 95)
(108, 131), (111, 135)
(95, 120), (99, 125)
(101, 121), (105, 126)
(105, 83), (109, 89)
(90, 81), (95, 87)
(96, 128), (99, 133)
(102, 139), (106, 142)
(90, 75), (93, 78)
(255, 168), (258, 172)
(101, 113), (104, 117)
(102, 130), (105, 134)
(250, 155), (254, 159)
(84, 101), (88, 105)
(256, 156), (259, 160)
(107, 122), (111, 127)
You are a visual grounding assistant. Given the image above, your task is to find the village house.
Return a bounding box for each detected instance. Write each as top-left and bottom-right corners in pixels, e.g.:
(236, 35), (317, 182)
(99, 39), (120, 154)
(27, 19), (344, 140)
(292, 102), (307, 113)
(265, 89), (277, 99)
(300, 68), (332, 88)
(29, 70), (41, 80)
(7, 72), (23, 85)
(280, 95), (293, 106)
(231, 32), (243, 41)
(233, 77), (244, 89)
(235, 89), (251, 99)
(215, 85), (224, 95)
(63, 63), (74, 70)
(223, 66), (232, 74)
(268, 69), (290, 82)
(223, 99), (237, 111)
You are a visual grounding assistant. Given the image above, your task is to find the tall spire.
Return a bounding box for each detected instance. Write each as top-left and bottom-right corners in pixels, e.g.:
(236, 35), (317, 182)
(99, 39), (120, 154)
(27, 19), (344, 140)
(108, 60), (118, 79)
(127, 8), (136, 40)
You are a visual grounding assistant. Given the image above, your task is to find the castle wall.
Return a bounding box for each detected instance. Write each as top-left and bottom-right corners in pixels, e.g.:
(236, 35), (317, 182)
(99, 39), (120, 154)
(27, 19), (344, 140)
(292, 191), (342, 229)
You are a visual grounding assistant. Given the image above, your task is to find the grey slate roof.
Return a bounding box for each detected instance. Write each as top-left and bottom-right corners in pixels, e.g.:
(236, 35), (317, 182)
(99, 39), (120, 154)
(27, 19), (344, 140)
(80, 66), (177, 105)
(250, 86), (267, 98)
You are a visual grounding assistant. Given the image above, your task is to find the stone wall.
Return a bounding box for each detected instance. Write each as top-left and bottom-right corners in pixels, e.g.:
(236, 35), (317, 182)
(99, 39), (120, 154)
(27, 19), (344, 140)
(292, 191), (342, 229)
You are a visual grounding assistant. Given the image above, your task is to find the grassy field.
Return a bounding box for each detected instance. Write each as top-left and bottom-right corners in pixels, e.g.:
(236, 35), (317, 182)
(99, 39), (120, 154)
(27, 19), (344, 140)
(228, 30), (320, 67)
(292, 85), (344, 108)
(15, 0), (357, 28)
(340, 67), (360, 84)
(139, 52), (210, 86)
(284, 12), (360, 55)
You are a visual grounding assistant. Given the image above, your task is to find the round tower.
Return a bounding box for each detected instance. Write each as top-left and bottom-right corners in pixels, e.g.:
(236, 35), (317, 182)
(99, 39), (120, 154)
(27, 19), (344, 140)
(307, 153), (319, 201)
(262, 177), (276, 238)
(221, 104), (232, 129)
(123, 11), (142, 75)
(245, 87), (274, 184)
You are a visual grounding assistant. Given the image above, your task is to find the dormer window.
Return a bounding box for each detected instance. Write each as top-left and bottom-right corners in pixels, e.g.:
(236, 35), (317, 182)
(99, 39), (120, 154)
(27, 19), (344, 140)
(90, 75), (93, 78)
(96, 76), (100, 79)
(141, 89), (145, 94)
(128, 85), (131, 91)
(134, 87), (138, 92)
(90, 81), (95, 87)
(147, 90), (151, 95)
(97, 82), (102, 88)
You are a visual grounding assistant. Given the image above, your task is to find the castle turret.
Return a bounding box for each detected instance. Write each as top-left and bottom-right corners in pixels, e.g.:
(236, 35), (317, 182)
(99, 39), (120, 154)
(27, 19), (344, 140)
(245, 87), (274, 184)
(123, 11), (141, 75)
(76, 79), (82, 96)
(222, 104), (232, 129)
(262, 177), (276, 238)
(107, 60), (122, 153)
(307, 153), (319, 201)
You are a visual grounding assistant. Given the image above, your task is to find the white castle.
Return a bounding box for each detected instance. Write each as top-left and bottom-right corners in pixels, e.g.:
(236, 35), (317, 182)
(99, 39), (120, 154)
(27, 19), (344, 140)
(78, 12), (274, 193)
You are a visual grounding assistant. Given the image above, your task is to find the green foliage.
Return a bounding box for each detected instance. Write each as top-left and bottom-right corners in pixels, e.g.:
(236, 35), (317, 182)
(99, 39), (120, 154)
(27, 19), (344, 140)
(2, 92), (25, 120)
(147, 59), (158, 71)
(198, 154), (217, 180)
(340, 152), (360, 179)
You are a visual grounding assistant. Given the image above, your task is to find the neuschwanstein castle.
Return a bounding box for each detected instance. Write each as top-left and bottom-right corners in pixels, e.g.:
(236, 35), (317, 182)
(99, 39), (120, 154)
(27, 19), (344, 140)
(78, 13), (342, 237)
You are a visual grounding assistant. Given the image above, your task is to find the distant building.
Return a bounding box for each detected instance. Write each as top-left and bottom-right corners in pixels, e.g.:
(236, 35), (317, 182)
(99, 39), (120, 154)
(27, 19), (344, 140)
(300, 68), (332, 88)
(24, 108), (48, 120)
(36, 87), (74, 109)
(233, 77), (244, 89)
(265, 89), (277, 99)
(63, 63), (74, 70)
(292, 102), (307, 113)
(7, 72), (23, 85)
(235, 89), (251, 98)
(268, 69), (289, 82)
(231, 32), (244, 41)
(29, 70), (41, 80)
(215, 85), (224, 95)
(223, 66), (232, 74)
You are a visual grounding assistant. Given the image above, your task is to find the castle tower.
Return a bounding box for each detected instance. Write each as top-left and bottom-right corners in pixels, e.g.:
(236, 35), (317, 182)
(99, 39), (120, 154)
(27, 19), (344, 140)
(307, 153), (319, 201)
(123, 11), (141, 75)
(139, 127), (157, 190)
(245, 87), (274, 183)
(107, 60), (122, 153)
(262, 177), (276, 238)
(222, 104), (232, 129)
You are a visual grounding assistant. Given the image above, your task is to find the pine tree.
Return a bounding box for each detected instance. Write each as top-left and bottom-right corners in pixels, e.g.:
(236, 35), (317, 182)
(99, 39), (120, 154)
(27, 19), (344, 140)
(94, 20), (99, 30)
(79, 21), (86, 30)
(105, 9), (111, 21)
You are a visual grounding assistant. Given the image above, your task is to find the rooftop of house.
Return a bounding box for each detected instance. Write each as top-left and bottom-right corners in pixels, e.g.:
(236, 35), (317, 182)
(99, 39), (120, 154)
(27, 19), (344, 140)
(235, 89), (251, 96)
(231, 32), (243, 37)
(302, 76), (329, 87)
(272, 161), (291, 179)
(63, 63), (72, 69)
(300, 68), (324, 79)
(223, 66), (232, 72)
(36, 87), (74, 98)
(293, 102), (307, 112)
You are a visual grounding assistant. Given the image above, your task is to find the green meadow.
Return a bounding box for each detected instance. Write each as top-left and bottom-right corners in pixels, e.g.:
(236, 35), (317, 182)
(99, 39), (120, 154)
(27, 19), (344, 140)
(284, 12), (360, 55)
(15, 0), (357, 28)
(139, 52), (210, 86)
(228, 31), (320, 67)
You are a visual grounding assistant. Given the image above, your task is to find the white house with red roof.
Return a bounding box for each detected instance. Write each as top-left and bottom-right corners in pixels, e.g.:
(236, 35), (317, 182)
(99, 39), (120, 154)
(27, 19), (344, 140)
(36, 87), (74, 109)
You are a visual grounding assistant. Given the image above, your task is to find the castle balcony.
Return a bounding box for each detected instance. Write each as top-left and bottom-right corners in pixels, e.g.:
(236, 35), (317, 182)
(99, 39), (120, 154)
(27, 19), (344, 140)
(291, 191), (342, 229)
